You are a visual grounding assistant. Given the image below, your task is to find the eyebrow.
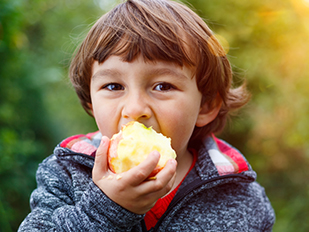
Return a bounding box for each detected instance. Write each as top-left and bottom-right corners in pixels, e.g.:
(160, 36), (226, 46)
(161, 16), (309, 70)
(148, 67), (191, 80)
(92, 69), (122, 81)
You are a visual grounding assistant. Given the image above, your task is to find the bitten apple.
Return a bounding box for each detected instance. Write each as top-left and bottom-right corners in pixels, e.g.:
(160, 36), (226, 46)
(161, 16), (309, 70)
(108, 121), (176, 177)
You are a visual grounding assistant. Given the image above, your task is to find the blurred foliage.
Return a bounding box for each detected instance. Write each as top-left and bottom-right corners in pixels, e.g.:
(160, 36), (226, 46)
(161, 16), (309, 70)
(0, 0), (308, 231)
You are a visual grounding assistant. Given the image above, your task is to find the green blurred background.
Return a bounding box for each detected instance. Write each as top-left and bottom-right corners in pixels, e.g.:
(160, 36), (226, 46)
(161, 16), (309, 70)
(1, 0), (308, 231)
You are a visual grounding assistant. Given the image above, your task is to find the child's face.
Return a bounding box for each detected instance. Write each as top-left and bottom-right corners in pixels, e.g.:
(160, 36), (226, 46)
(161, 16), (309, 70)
(89, 55), (204, 157)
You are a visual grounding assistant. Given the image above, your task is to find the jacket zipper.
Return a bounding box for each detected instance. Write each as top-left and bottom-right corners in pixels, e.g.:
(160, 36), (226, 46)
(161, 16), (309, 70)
(146, 174), (252, 231)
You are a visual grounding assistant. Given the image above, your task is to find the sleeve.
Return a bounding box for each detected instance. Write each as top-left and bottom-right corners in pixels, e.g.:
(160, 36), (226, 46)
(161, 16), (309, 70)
(18, 158), (144, 232)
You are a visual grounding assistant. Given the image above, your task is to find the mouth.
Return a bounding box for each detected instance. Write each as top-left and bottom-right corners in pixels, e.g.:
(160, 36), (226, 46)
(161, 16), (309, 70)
(119, 121), (161, 134)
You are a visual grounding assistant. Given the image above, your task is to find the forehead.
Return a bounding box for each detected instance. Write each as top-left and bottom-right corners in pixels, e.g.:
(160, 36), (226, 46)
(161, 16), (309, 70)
(91, 55), (195, 81)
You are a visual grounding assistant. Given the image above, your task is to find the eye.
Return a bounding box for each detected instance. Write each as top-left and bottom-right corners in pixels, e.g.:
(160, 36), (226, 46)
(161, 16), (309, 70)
(154, 82), (176, 91)
(102, 83), (124, 91)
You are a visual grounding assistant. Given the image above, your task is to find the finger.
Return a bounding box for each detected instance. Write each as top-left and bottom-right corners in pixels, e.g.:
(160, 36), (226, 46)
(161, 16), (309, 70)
(141, 158), (177, 195)
(159, 159), (177, 195)
(92, 136), (110, 181)
(125, 151), (161, 186)
(156, 159), (177, 181)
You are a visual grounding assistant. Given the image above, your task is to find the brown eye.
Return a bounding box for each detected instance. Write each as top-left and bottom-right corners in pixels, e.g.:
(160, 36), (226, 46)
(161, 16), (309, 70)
(103, 83), (124, 91)
(154, 83), (175, 91)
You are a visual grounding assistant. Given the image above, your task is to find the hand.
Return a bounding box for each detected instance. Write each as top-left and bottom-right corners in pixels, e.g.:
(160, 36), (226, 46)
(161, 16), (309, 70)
(92, 136), (177, 214)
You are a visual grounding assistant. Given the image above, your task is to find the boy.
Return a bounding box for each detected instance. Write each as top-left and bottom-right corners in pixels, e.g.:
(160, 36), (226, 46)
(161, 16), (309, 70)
(19, 0), (275, 231)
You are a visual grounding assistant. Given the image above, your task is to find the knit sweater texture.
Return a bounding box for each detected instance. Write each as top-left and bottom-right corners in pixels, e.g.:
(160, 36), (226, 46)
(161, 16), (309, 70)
(18, 132), (275, 231)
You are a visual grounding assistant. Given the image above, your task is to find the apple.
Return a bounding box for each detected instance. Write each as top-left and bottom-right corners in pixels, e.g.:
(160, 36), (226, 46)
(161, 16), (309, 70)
(108, 121), (176, 177)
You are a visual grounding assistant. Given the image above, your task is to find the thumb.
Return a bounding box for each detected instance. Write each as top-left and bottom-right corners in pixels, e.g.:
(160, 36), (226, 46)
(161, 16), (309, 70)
(92, 136), (110, 181)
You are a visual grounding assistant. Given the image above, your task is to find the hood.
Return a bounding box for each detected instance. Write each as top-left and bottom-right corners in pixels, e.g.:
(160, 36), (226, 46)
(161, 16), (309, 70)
(53, 131), (256, 181)
(195, 135), (256, 181)
(53, 131), (102, 168)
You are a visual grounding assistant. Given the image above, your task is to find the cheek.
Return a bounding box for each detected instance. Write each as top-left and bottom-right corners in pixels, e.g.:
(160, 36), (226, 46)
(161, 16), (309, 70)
(161, 106), (199, 150)
(92, 103), (118, 138)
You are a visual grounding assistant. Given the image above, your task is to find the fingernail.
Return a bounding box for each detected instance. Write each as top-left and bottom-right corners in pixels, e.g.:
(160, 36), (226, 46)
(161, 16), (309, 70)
(169, 159), (177, 166)
(152, 151), (160, 158)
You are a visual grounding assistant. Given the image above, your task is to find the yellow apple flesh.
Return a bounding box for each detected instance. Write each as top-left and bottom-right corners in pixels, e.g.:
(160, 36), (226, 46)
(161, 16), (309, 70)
(108, 121), (176, 177)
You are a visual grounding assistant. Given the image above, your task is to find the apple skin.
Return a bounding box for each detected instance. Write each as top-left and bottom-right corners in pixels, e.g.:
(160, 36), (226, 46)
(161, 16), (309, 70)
(107, 121), (176, 177)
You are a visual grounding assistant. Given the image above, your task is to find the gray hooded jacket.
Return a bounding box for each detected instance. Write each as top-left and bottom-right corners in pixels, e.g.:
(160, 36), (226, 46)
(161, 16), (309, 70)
(18, 132), (275, 231)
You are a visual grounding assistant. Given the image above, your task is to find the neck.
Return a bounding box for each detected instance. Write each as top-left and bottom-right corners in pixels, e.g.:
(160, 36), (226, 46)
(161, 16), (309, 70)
(172, 148), (193, 191)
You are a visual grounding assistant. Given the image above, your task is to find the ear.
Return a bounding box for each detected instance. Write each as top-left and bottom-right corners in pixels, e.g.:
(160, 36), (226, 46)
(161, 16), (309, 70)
(195, 93), (222, 127)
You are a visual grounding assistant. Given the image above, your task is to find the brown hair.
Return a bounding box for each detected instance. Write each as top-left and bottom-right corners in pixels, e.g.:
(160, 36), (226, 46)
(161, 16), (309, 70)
(69, 0), (250, 147)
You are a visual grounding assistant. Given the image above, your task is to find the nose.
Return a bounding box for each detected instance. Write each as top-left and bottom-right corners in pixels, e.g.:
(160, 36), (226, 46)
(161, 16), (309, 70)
(122, 92), (152, 121)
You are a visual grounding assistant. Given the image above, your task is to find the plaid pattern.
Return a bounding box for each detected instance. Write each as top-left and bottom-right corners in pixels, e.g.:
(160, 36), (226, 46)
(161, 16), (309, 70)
(211, 135), (249, 176)
(60, 131), (101, 157)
